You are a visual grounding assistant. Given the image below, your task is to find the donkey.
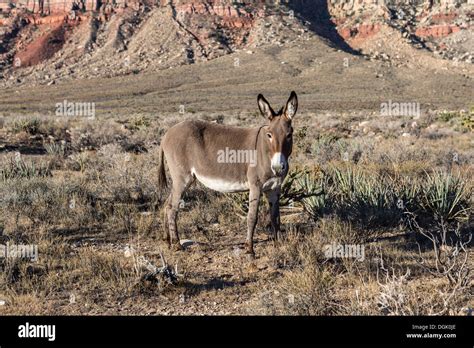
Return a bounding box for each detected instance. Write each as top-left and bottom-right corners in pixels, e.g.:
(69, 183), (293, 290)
(157, 92), (298, 256)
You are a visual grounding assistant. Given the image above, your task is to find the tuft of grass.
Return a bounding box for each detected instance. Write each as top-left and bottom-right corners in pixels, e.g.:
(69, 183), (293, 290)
(0, 156), (51, 181)
(127, 115), (151, 131)
(44, 141), (67, 157)
(437, 111), (459, 123)
(11, 118), (41, 135)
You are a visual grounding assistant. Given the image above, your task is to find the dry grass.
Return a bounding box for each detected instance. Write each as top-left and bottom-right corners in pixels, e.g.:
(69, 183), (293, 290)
(0, 109), (472, 315)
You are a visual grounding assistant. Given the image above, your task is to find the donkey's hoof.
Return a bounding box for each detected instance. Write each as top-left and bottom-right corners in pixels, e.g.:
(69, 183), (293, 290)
(170, 242), (184, 251)
(244, 248), (256, 260)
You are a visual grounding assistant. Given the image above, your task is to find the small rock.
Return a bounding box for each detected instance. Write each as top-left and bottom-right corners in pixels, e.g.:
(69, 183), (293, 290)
(124, 245), (134, 258)
(180, 239), (194, 248)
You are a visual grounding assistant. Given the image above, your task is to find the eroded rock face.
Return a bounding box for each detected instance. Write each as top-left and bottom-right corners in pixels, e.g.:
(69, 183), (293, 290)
(0, 0), (472, 83)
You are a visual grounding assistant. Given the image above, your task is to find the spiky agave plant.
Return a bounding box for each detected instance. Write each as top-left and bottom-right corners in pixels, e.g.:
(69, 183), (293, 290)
(420, 170), (471, 223)
(0, 156), (51, 181)
(297, 169), (329, 220)
(330, 166), (401, 228)
(225, 166), (324, 218)
(331, 166), (389, 208)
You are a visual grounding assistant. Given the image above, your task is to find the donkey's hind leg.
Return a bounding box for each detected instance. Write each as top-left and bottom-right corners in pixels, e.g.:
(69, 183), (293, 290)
(166, 173), (194, 251)
(161, 195), (171, 243)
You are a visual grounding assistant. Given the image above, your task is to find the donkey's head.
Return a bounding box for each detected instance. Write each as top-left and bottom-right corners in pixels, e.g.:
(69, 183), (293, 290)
(257, 91), (298, 176)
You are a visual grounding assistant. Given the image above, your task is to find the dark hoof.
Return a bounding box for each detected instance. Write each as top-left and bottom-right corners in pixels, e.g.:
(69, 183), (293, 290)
(244, 243), (255, 259)
(171, 242), (184, 251)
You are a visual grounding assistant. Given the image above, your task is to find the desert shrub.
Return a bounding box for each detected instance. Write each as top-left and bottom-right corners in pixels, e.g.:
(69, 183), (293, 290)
(37, 118), (71, 139)
(44, 141), (69, 169)
(303, 166), (472, 229)
(419, 170), (471, 223)
(460, 108), (473, 132)
(256, 264), (337, 315)
(312, 133), (345, 163)
(10, 118), (41, 135)
(0, 177), (100, 228)
(256, 224), (338, 315)
(437, 109), (474, 133)
(66, 151), (92, 172)
(126, 115), (151, 131)
(69, 120), (128, 151)
(85, 144), (159, 205)
(0, 156), (51, 181)
(44, 141), (67, 158)
(437, 111), (459, 123)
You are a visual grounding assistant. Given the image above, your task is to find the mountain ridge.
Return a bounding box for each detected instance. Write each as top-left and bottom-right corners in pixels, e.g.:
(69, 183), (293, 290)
(0, 0), (472, 86)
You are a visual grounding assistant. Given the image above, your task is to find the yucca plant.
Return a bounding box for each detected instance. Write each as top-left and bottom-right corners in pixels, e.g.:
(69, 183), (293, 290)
(0, 156), (51, 181)
(44, 141), (67, 157)
(420, 171), (471, 223)
(393, 175), (421, 212)
(225, 166), (324, 218)
(297, 169), (330, 220)
(330, 166), (401, 229)
(279, 166), (324, 208)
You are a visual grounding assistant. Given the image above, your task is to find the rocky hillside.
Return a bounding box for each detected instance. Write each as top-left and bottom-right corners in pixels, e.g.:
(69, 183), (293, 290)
(0, 0), (472, 86)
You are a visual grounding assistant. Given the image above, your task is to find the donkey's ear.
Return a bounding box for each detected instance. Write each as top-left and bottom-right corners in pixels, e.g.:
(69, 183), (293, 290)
(257, 94), (276, 120)
(284, 91), (298, 120)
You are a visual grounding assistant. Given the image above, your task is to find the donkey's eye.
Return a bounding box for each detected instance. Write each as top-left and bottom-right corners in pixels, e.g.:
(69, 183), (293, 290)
(266, 133), (273, 140)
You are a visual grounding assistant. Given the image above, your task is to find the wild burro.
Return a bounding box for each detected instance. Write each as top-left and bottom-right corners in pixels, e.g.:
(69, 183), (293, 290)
(158, 92), (298, 256)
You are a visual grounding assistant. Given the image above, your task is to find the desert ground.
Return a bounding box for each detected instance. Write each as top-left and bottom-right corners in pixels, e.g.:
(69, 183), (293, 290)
(0, 2), (473, 315)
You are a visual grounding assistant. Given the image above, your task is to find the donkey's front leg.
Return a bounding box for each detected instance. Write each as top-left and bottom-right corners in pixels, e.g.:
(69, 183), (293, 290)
(245, 185), (261, 256)
(265, 190), (280, 241)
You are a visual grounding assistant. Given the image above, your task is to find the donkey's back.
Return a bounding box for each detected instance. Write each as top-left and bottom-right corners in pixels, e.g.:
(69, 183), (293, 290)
(160, 120), (257, 190)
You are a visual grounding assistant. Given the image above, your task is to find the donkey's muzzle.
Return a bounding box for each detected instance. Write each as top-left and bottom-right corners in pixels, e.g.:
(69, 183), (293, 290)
(271, 152), (287, 176)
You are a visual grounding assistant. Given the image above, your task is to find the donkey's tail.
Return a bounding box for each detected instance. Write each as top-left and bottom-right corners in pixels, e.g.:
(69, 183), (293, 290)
(157, 145), (168, 190)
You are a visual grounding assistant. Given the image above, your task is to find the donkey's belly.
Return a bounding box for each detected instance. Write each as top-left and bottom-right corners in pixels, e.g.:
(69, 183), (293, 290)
(191, 167), (249, 193)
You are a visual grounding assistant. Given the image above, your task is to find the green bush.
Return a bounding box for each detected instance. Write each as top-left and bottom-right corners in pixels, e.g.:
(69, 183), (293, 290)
(11, 118), (41, 135)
